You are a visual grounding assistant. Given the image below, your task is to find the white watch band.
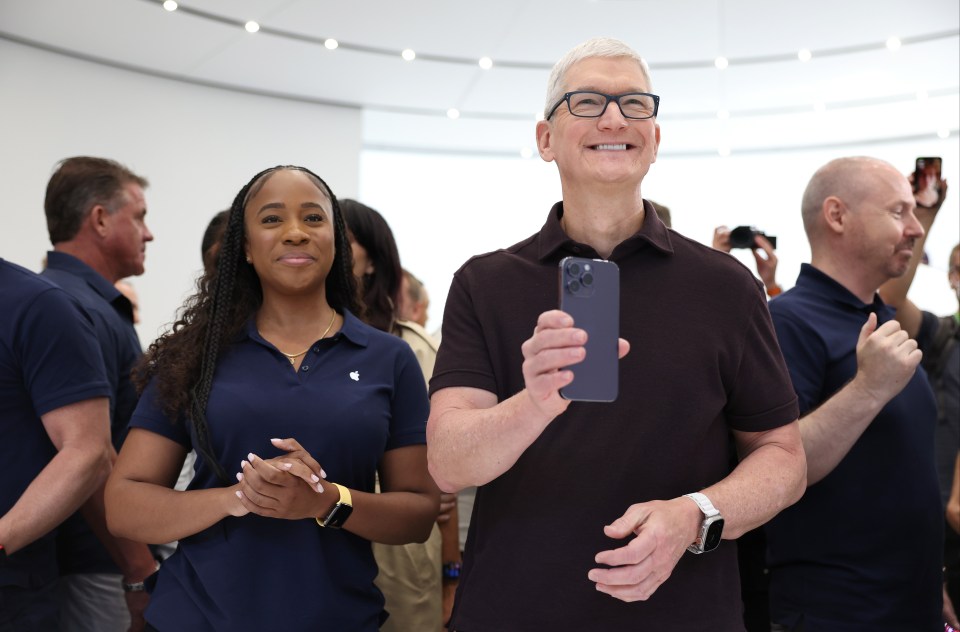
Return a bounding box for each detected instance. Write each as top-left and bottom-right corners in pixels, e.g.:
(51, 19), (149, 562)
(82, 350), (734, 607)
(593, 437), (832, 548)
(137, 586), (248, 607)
(683, 492), (719, 518)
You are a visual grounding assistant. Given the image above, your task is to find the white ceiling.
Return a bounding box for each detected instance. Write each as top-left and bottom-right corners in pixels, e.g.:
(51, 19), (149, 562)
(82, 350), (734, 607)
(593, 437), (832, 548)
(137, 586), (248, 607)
(2, 0), (958, 155)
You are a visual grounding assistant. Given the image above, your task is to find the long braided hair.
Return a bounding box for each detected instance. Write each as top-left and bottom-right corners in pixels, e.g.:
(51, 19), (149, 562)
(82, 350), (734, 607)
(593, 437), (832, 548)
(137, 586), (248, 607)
(135, 166), (361, 483)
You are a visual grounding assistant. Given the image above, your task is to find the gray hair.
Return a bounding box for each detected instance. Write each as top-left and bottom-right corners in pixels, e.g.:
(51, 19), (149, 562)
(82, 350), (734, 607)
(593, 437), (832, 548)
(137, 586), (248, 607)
(544, 37), (652, 118)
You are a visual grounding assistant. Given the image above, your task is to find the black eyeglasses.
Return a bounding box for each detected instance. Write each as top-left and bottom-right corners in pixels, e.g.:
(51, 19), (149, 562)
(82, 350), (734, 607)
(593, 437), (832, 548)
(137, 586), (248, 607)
(545, 91), (660, 121)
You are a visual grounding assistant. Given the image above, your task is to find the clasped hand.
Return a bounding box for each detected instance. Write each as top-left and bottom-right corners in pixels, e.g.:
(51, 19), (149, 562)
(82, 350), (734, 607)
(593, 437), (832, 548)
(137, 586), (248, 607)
(588, 498), (697, 602)
(233, 437), (333, 520)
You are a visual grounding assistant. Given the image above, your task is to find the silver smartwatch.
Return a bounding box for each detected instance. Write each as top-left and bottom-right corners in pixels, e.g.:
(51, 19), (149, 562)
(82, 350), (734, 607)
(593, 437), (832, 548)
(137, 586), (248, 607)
(683, 492), (724, 554)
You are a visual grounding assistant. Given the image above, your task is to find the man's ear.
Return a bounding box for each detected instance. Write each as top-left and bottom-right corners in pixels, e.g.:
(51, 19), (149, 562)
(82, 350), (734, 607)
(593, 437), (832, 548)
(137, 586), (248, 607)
(536, 120), (555, 163)
(822, 196), (847, 234)
(651, 123), (661, 163)
(89, 205), (111, 238)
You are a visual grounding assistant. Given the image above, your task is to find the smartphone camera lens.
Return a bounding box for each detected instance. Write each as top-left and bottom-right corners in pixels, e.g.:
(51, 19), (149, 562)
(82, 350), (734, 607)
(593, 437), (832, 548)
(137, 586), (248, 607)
(567, 262), (581, 277)
(581, 273), (594, 287)
(568, 279), (581, 293)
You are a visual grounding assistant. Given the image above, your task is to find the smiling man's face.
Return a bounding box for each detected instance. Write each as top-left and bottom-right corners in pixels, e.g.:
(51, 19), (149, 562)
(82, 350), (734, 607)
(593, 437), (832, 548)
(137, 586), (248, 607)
(536, 56), (660, 191)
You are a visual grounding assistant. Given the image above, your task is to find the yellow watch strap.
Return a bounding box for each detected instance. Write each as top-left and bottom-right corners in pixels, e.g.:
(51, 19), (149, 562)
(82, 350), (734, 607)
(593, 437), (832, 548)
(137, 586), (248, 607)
(315, 483), (352, 528)
(332, 483), (352, 507)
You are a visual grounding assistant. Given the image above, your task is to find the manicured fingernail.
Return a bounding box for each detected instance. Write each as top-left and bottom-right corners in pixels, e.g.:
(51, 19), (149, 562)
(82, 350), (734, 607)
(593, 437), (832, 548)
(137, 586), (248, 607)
(270, 437), (282, 443)
(310, 474), (320, 482)
(282, 463), (293, 470)
(247, 453), (256, 462)
(317, 483), (324, 493)
(320, 469), (327, 479)
(240, 460), (249, 469)
(236, 472), (243, 482)
(235, 490), (243, 498)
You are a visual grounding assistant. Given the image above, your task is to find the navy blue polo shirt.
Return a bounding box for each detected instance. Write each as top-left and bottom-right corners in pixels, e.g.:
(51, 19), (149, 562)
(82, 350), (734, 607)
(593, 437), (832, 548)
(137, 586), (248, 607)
(766, 264), (942, 631)
(42, 251), (140, 448)
(129, 310), (428, 631)
(0, 259), (110, 589)
(42, 251), (143, 576)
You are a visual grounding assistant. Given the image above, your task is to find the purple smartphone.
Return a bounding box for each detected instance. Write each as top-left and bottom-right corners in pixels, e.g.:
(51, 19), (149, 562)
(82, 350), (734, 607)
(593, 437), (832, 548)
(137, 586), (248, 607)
(558, 256), (620, 402)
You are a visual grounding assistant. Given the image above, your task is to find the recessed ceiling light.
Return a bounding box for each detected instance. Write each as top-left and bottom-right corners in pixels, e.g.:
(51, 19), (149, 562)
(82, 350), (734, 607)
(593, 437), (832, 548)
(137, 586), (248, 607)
(885, 36), (901, 51)
(717, 109), (730, 120)
(714, 57), (729, 70)
(245, 21), (260, 33)
(937, 129), (951, 139)
(520, 147), (534, 159)
(479, 57), (493, 70)
(797, 49), (812, 62)
(401, 49), (416, 61)
(446, 108), (460, 119)
(162, 0), (178, 11)
(324, 39), (338, 50)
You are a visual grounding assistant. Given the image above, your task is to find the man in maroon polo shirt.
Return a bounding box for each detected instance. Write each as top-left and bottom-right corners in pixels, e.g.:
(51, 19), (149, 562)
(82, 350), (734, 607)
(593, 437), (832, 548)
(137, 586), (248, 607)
(427, 38), (807, 631)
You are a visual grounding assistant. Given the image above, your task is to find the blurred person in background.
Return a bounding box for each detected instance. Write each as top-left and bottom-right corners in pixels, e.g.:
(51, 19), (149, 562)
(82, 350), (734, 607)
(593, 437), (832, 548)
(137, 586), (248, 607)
(41, 156), (158, 632)
(341, 199), (460, 629)
(0, 259), (112, 631)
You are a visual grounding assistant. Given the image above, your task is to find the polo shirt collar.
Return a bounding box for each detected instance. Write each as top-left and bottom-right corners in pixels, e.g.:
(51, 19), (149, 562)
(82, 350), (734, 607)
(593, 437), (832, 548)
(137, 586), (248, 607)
(241, 308), (370, 348)
(537, 200), (674, 262)
(796, 263), (891, 315)
(45, 250), (134, 321)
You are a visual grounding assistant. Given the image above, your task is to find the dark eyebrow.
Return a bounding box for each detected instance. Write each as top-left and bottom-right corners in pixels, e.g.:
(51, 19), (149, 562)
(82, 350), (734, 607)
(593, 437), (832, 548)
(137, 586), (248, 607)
(257, 201), (328, 214)
(257, 202), (285, 214)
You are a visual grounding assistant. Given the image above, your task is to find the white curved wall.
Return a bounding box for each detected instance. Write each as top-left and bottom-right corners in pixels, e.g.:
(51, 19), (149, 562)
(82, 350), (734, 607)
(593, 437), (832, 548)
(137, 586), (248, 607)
(0, 39), (362, 345)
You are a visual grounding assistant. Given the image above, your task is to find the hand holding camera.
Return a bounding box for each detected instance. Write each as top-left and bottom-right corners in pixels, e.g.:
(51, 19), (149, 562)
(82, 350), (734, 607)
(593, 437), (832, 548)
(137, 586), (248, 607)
(712, 225), (781, 297)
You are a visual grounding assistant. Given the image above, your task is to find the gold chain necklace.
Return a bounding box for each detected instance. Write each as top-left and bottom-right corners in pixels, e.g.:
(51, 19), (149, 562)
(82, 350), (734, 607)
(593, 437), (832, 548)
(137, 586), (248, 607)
(277, 310), (337, 366)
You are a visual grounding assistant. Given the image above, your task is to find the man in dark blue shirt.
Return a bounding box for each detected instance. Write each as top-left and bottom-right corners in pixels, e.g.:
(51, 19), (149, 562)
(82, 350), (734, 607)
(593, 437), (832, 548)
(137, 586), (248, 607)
(766, 156), (943, 631)
(0, 258), (112, 631)
(40, 157), (157, 632)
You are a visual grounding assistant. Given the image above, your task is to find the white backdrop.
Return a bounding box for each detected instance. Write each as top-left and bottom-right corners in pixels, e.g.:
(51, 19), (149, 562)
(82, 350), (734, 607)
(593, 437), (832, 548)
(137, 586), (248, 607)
(1, 38), (957, 348)
(0, 39), (362, 345)
(362, 138), (960, 333)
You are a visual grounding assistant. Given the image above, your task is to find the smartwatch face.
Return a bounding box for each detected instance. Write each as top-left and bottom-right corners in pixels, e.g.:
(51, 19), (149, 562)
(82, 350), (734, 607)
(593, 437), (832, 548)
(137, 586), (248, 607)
(703, 517), (724, 552)
(324, 504), (353, 529)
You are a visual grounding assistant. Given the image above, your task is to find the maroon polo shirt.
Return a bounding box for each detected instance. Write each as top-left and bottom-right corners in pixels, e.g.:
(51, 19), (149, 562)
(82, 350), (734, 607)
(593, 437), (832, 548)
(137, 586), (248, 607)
(431, 201), (798, 631)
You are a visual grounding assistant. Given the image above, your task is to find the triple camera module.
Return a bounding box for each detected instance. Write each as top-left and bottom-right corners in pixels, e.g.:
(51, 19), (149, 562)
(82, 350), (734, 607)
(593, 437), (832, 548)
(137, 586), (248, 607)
(564, 260), (595, 297)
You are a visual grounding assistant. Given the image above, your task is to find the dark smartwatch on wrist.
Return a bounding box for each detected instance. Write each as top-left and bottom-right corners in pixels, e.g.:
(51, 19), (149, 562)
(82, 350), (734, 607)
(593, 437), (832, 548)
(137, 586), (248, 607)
(683, 492), (724, 554)
(442, 562), (461, 581)
(316, 483), (353, 529)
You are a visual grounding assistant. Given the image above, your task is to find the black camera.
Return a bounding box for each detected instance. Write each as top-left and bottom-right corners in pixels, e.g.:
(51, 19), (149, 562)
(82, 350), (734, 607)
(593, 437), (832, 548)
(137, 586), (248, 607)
(729, 226), (777, 250)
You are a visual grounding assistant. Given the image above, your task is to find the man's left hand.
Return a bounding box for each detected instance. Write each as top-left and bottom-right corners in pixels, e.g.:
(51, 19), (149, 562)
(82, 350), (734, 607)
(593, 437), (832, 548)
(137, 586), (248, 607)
(588, 498), (699, 602)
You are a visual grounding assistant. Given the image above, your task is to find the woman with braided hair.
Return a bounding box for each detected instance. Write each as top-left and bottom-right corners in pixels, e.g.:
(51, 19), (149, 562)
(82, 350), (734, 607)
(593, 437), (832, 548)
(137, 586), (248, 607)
(105, 166), (438, 631)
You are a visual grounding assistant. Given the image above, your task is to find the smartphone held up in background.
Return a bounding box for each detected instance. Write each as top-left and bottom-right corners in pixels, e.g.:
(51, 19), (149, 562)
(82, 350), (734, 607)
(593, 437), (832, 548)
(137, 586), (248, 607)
(914, 156), (942, 207)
